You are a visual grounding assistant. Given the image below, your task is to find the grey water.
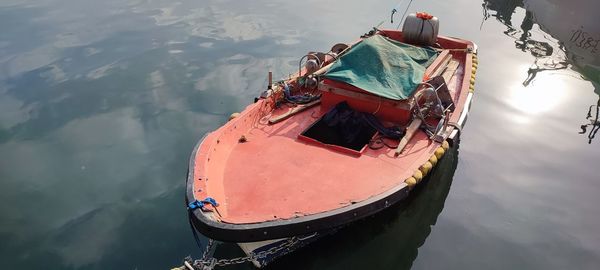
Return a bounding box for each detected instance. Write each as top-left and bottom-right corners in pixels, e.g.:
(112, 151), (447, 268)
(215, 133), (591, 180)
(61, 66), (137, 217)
(1, 0), (599, 269)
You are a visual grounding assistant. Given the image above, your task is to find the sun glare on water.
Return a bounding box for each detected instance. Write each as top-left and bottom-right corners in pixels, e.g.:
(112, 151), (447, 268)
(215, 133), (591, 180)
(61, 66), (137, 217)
(508, 71), (568, 116)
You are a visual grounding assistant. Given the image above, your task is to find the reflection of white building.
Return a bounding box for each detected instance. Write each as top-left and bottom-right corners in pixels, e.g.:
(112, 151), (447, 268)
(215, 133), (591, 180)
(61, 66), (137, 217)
(524, 0), (599, 87)
(523, 0), (600, 142)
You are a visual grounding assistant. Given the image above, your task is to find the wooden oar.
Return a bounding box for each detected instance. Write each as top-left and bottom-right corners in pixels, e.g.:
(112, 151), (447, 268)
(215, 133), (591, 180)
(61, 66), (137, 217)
(394, 118), (422, 156)
(268, 99), (321, 124)
(425, 50), (450, 77)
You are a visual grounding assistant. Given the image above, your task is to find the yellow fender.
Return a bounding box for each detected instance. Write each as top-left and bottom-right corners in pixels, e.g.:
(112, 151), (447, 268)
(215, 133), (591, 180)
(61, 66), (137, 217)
(413, 169), (424, 183)
(405, 177), (417, 187)
(429, 155), (438, 166)
(229, 112), (240, 121)
(435, 147), (445, 159)
(420, 161), (433, 175)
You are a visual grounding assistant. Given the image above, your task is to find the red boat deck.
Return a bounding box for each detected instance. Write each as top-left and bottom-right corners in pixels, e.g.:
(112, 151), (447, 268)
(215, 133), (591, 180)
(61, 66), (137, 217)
(191, 32), (475, 225)
(222, 107), (437, 223)
(196, 105), (438, 223)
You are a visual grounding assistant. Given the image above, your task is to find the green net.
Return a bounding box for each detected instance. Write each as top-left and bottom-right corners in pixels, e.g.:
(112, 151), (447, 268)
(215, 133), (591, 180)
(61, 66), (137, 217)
(324, 35), (438, 100)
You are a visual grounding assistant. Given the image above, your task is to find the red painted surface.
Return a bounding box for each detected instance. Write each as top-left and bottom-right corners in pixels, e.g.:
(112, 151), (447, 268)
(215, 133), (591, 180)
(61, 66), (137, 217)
(191, 30), (474, 224)
(319, 78), (412, 124)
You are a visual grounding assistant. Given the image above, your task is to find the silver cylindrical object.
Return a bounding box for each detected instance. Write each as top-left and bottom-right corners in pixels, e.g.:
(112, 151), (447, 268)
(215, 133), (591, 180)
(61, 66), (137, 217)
(402, 13), (439, 46)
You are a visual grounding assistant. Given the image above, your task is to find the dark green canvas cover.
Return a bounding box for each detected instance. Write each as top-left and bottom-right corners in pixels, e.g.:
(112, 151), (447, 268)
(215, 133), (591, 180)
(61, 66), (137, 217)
(323, 35), (438, 100)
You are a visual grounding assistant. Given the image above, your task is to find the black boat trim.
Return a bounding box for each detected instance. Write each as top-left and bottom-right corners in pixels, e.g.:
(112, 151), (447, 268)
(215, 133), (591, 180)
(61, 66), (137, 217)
(186, 133), (410, 243)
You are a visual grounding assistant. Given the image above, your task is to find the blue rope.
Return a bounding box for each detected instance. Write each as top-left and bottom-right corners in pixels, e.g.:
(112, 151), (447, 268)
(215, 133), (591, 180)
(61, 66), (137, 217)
(363, 114), (404, 139)
(188, 197), (219, 211)
(283, 83), (320, 104)
(187, 198), (218, 254)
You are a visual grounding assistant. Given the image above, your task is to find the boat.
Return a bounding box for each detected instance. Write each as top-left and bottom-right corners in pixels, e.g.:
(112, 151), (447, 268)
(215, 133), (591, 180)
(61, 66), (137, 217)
(182, 13), (478, 269)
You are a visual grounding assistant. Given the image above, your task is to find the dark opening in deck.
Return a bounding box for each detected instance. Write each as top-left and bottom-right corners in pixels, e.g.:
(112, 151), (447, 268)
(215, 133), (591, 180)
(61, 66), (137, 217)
(301, 106), (377, 152)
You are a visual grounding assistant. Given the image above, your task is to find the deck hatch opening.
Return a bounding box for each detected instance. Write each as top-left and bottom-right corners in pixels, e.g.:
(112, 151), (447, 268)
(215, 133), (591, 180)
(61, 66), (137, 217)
(300, 102), (377, 152)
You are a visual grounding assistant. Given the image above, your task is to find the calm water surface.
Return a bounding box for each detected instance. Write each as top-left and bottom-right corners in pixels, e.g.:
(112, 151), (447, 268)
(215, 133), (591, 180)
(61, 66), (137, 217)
(1, 0), (599, 269)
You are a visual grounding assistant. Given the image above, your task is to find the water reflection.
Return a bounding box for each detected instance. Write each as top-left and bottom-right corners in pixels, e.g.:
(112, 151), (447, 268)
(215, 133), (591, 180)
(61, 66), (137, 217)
(0, 1), (364, 269)
(484, 0), (599, 83)
(1, 0), (600, 269)
(482, 0), (567, 86)
(579, 100), (600, 143)
(482, 0), (600, 141)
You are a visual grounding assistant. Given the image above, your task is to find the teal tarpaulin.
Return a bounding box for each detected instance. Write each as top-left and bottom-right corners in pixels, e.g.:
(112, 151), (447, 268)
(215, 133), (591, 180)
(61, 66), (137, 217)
(323, 35), (438, 100)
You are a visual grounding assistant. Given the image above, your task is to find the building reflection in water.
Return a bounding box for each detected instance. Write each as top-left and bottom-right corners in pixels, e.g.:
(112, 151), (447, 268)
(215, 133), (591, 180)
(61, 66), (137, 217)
(481, 0), (568, 86)
(580, 100), (600, 143)
(482, 0), (600, 142)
